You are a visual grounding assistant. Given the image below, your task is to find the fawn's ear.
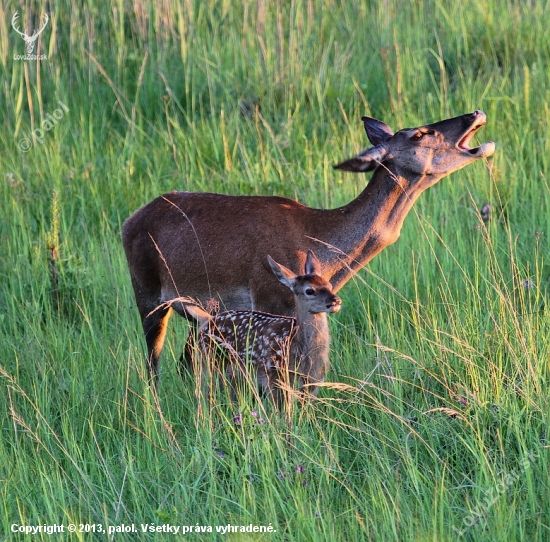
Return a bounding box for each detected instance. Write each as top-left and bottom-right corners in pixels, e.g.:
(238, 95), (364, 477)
(267, 255), (297, 290)
(304, 250), (321, 275)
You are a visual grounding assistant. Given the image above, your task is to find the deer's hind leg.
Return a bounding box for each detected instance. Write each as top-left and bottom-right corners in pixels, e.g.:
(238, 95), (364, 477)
(139, 303), (172, 383)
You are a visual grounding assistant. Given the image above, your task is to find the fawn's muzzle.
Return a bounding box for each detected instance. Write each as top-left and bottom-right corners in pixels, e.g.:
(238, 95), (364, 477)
(328, 296), (342, 313)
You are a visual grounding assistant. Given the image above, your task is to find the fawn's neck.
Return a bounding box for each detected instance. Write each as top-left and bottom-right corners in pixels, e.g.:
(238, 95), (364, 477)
(295, 307), (330, 353)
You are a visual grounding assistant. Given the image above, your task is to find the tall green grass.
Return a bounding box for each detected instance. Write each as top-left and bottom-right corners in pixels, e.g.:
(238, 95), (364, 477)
(1, 0), (549, 540)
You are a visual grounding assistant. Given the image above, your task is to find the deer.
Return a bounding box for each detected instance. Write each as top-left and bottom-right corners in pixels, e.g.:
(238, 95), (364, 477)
(122, 110), (495, 382)
(180, 251), (341, 404)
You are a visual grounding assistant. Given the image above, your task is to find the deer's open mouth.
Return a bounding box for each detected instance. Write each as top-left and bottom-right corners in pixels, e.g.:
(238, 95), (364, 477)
(457, 113), (495, 158)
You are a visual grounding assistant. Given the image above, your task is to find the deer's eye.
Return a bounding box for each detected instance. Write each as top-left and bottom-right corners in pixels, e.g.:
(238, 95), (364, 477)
(305, 288), (315, 296)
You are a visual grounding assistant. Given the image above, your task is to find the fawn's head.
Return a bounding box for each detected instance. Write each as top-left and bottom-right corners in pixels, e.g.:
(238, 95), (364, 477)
(267, 251), (342, 314)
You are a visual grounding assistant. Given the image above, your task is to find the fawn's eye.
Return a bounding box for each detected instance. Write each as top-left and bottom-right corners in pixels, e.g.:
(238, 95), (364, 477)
(305, 288), (315, 296)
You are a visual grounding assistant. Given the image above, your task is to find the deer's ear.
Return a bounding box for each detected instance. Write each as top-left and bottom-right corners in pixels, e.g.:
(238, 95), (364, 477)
(304, 250), (321, 275)
(333, 145), (388, 172)
(267, 255), (297, 289)
(362, 116), (394, 145)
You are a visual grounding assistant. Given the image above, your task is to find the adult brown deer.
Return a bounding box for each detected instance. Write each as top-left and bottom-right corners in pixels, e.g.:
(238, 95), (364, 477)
(181, 251), (341, 404)
(122, 110), (494, 381)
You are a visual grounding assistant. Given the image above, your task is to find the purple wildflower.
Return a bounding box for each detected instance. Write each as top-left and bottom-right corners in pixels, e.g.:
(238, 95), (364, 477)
(233, 414), (242, 425)
(296, 464), (306, 474)
(522, 278), (535, 290)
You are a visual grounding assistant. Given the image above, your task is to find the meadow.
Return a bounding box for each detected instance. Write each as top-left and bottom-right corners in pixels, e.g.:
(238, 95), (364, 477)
(0, 0), (549, 540)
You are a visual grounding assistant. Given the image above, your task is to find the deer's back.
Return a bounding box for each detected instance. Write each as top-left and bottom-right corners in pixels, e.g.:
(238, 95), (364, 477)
(121, 191), (323, 315)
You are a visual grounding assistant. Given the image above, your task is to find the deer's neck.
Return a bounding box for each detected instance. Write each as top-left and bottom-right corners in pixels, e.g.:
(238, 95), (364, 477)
(320, 166), (436, 289)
